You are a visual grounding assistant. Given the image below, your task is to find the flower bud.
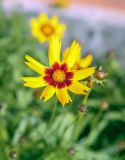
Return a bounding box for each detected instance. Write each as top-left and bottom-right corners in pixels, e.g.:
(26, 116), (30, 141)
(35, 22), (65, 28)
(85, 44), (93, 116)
(79, 104), (87, 112)
(67, 147), (75, 155)
(9, 151), (17, 159)
(101, 101), (109, 110)
(95, 70), (107, 80)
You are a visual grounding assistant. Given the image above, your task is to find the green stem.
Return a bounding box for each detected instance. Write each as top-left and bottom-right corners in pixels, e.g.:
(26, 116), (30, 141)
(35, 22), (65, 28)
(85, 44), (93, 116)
(48, 98), (57, 127)
(73, 90), (92, 141)
(83, 90), (91, 105)
(62, 89), (92, 141)
(90, 109), (103, 129)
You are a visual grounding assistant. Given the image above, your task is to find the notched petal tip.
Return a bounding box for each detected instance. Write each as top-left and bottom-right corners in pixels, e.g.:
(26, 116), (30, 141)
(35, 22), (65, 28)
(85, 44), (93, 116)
(25, 55), (30, 61)
(61, 96), (72, 107)
(61, 103), (65, 107)
(24, 61), (29, 65)
(23, 83), (28, 87)
(91, 67), (96, 74)
(40, 95), (49, 103)
(82, 90), (89, 95)
(61, 98), (72, 107)
(92, 66), (96, 70)
(40, 95), (45, 101)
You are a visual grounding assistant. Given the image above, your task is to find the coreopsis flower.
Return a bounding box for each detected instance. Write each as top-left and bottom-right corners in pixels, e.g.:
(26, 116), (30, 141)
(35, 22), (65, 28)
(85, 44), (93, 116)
(22, 36), (95, 106)
(30, 13), (66, 43)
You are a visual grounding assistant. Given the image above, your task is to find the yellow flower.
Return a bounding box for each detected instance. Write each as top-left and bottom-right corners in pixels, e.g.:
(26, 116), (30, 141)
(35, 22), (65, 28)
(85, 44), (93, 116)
(63, 48), (93, 70)
(30, 13), (66, 43)
(52, 0), (70, 8)
(22, 36), (95, 107)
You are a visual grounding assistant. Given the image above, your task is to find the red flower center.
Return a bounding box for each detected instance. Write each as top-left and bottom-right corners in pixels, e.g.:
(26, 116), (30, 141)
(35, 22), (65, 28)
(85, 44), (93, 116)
(43, 63), (73, 89)
(40, 24), (54, 36)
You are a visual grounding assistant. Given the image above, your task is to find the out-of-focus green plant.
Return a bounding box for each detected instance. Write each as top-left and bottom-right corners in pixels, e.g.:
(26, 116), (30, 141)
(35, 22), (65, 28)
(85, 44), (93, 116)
(0, 10), (125, 160)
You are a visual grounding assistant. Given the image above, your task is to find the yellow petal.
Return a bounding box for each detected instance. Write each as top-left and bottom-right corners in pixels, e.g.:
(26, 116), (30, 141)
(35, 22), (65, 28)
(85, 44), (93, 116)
(56, 88), (72, 107)
(48, 36), (61, 66)
(30, 19), (46, 42)
(62, 48), (70, 60)
(68, 81), (90, 94)
(22, 76), (42, 82)
(37, 34), (47, 43)
(40, 86), (55, 102)
(73, 67), (96, 80)
(38, 13), (48, 25)
(22, 76), (46, 88)
(79, 54), (93, 68)
(56, 24), (66, 38)
(50, 16), (59, 26)
(57, 24), (66, 32)
(30, 18), (39, 31)
(30, 18), (42, 40)
(63, 41), (81, 69)
(30, 14), (49, 42)
(25, 55), (46, 75)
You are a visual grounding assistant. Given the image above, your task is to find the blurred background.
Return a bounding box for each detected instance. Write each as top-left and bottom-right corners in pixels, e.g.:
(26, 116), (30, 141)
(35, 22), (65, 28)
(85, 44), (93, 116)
(0, 0), (125, 160)
(2, 0), (125, 63)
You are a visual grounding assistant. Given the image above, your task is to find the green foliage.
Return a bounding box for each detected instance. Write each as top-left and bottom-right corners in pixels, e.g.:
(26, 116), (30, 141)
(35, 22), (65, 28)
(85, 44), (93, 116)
(0, 10), (125, 160)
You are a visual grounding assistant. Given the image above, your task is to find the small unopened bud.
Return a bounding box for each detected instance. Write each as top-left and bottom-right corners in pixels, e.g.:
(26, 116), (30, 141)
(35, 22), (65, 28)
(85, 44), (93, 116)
(9, 151), (17, 159)
(95, 70), (107, 80)
(101, 101), (109, 110)
(79, 104), (87, 112)
(67, 147), (75, 155)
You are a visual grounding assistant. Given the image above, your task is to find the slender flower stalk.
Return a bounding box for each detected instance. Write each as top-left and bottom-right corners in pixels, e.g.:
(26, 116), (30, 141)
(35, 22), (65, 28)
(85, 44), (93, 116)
(48, 98), (57, 127)
(73, 89), (92, 140)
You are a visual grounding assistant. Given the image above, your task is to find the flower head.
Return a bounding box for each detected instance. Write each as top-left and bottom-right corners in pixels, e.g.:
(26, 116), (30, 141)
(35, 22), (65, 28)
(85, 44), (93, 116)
(30, 13), (66, 43)
(22, 36), (95, 106)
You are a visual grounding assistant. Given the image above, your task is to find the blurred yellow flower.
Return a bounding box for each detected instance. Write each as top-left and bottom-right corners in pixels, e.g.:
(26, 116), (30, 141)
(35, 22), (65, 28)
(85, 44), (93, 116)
(63, 48), (93, 70)
(30, 13), (66, 43)
(52, 0), (70, 8)
(22, 36), (95, 107)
